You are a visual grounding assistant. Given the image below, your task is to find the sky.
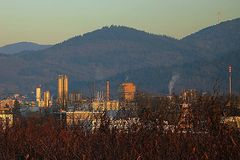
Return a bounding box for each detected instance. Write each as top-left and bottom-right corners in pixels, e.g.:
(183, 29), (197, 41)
(0, 0), (240, 46)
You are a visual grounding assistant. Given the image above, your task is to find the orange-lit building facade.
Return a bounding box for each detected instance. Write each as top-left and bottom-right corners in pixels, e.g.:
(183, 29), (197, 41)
(121, 82), (136, 102)
(43, 91), (51, 107)
(58, 75), (69, 106)
(0, 99), (15, 109)
(36, 86), (41, 107)
(92, 100), (119, 111)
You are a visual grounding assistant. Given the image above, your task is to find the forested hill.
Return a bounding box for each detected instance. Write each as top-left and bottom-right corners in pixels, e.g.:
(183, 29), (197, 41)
(0, 18), (239, 96)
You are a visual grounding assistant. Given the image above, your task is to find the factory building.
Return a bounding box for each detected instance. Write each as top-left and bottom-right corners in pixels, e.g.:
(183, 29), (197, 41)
(66, 111), (102, 128)
(91, 80), (120, 111)
(0, 99), (15, 108)
(181, 89), (199, 103)
(121, 82), (136, 102)
(92, 100), (119, 111)
(69, 92), (82, 103)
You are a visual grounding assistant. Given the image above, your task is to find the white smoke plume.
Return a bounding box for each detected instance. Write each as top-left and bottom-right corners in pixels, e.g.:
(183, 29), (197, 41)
(168, 74), (180, 95)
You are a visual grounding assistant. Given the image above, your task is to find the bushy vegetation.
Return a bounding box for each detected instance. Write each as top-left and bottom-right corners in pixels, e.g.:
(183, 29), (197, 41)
(0, 94), (240, 159)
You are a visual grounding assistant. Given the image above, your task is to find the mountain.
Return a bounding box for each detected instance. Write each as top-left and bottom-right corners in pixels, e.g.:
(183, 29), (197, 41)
(9, 26), (197, 90)
(102, 49), (240, 96)
(0, 19), (239, 97)
(181, 18), (240, 58)
(0, 42), (52, 55)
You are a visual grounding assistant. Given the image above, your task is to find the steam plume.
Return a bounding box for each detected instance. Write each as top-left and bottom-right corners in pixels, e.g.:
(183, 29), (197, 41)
(169, 74), (180, 95)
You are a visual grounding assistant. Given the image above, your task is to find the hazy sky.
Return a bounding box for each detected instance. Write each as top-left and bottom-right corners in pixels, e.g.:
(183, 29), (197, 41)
(0, 0), (240, 46)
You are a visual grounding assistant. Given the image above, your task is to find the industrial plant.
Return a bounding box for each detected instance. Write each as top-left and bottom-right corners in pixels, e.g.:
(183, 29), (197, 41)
(31, 65), (240, 130)
(0, 64), (239, 131)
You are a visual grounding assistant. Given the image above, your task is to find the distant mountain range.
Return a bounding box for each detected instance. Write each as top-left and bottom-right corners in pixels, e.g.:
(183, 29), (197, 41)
(0, 18), (239, 97)
(0, 42), (52, 55)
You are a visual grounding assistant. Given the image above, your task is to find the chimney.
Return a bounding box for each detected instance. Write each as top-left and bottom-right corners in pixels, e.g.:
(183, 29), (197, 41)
(229, 65), (232, 98)
(106, 80), (110, 101)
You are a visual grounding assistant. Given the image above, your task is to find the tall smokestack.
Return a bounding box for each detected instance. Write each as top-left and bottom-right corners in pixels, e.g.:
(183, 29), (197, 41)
(106, 80), (110, 101)
(228, 65), (232, 98)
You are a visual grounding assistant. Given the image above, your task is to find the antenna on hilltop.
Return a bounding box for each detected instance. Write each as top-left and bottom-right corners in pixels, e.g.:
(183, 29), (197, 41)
(217, 11), (221, 24)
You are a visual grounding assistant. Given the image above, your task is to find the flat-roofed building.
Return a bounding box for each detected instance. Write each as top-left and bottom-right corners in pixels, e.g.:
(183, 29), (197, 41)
(92, 100), (119, 111)
(121, 82), (136, 102)
(69, 92), (82, 103)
